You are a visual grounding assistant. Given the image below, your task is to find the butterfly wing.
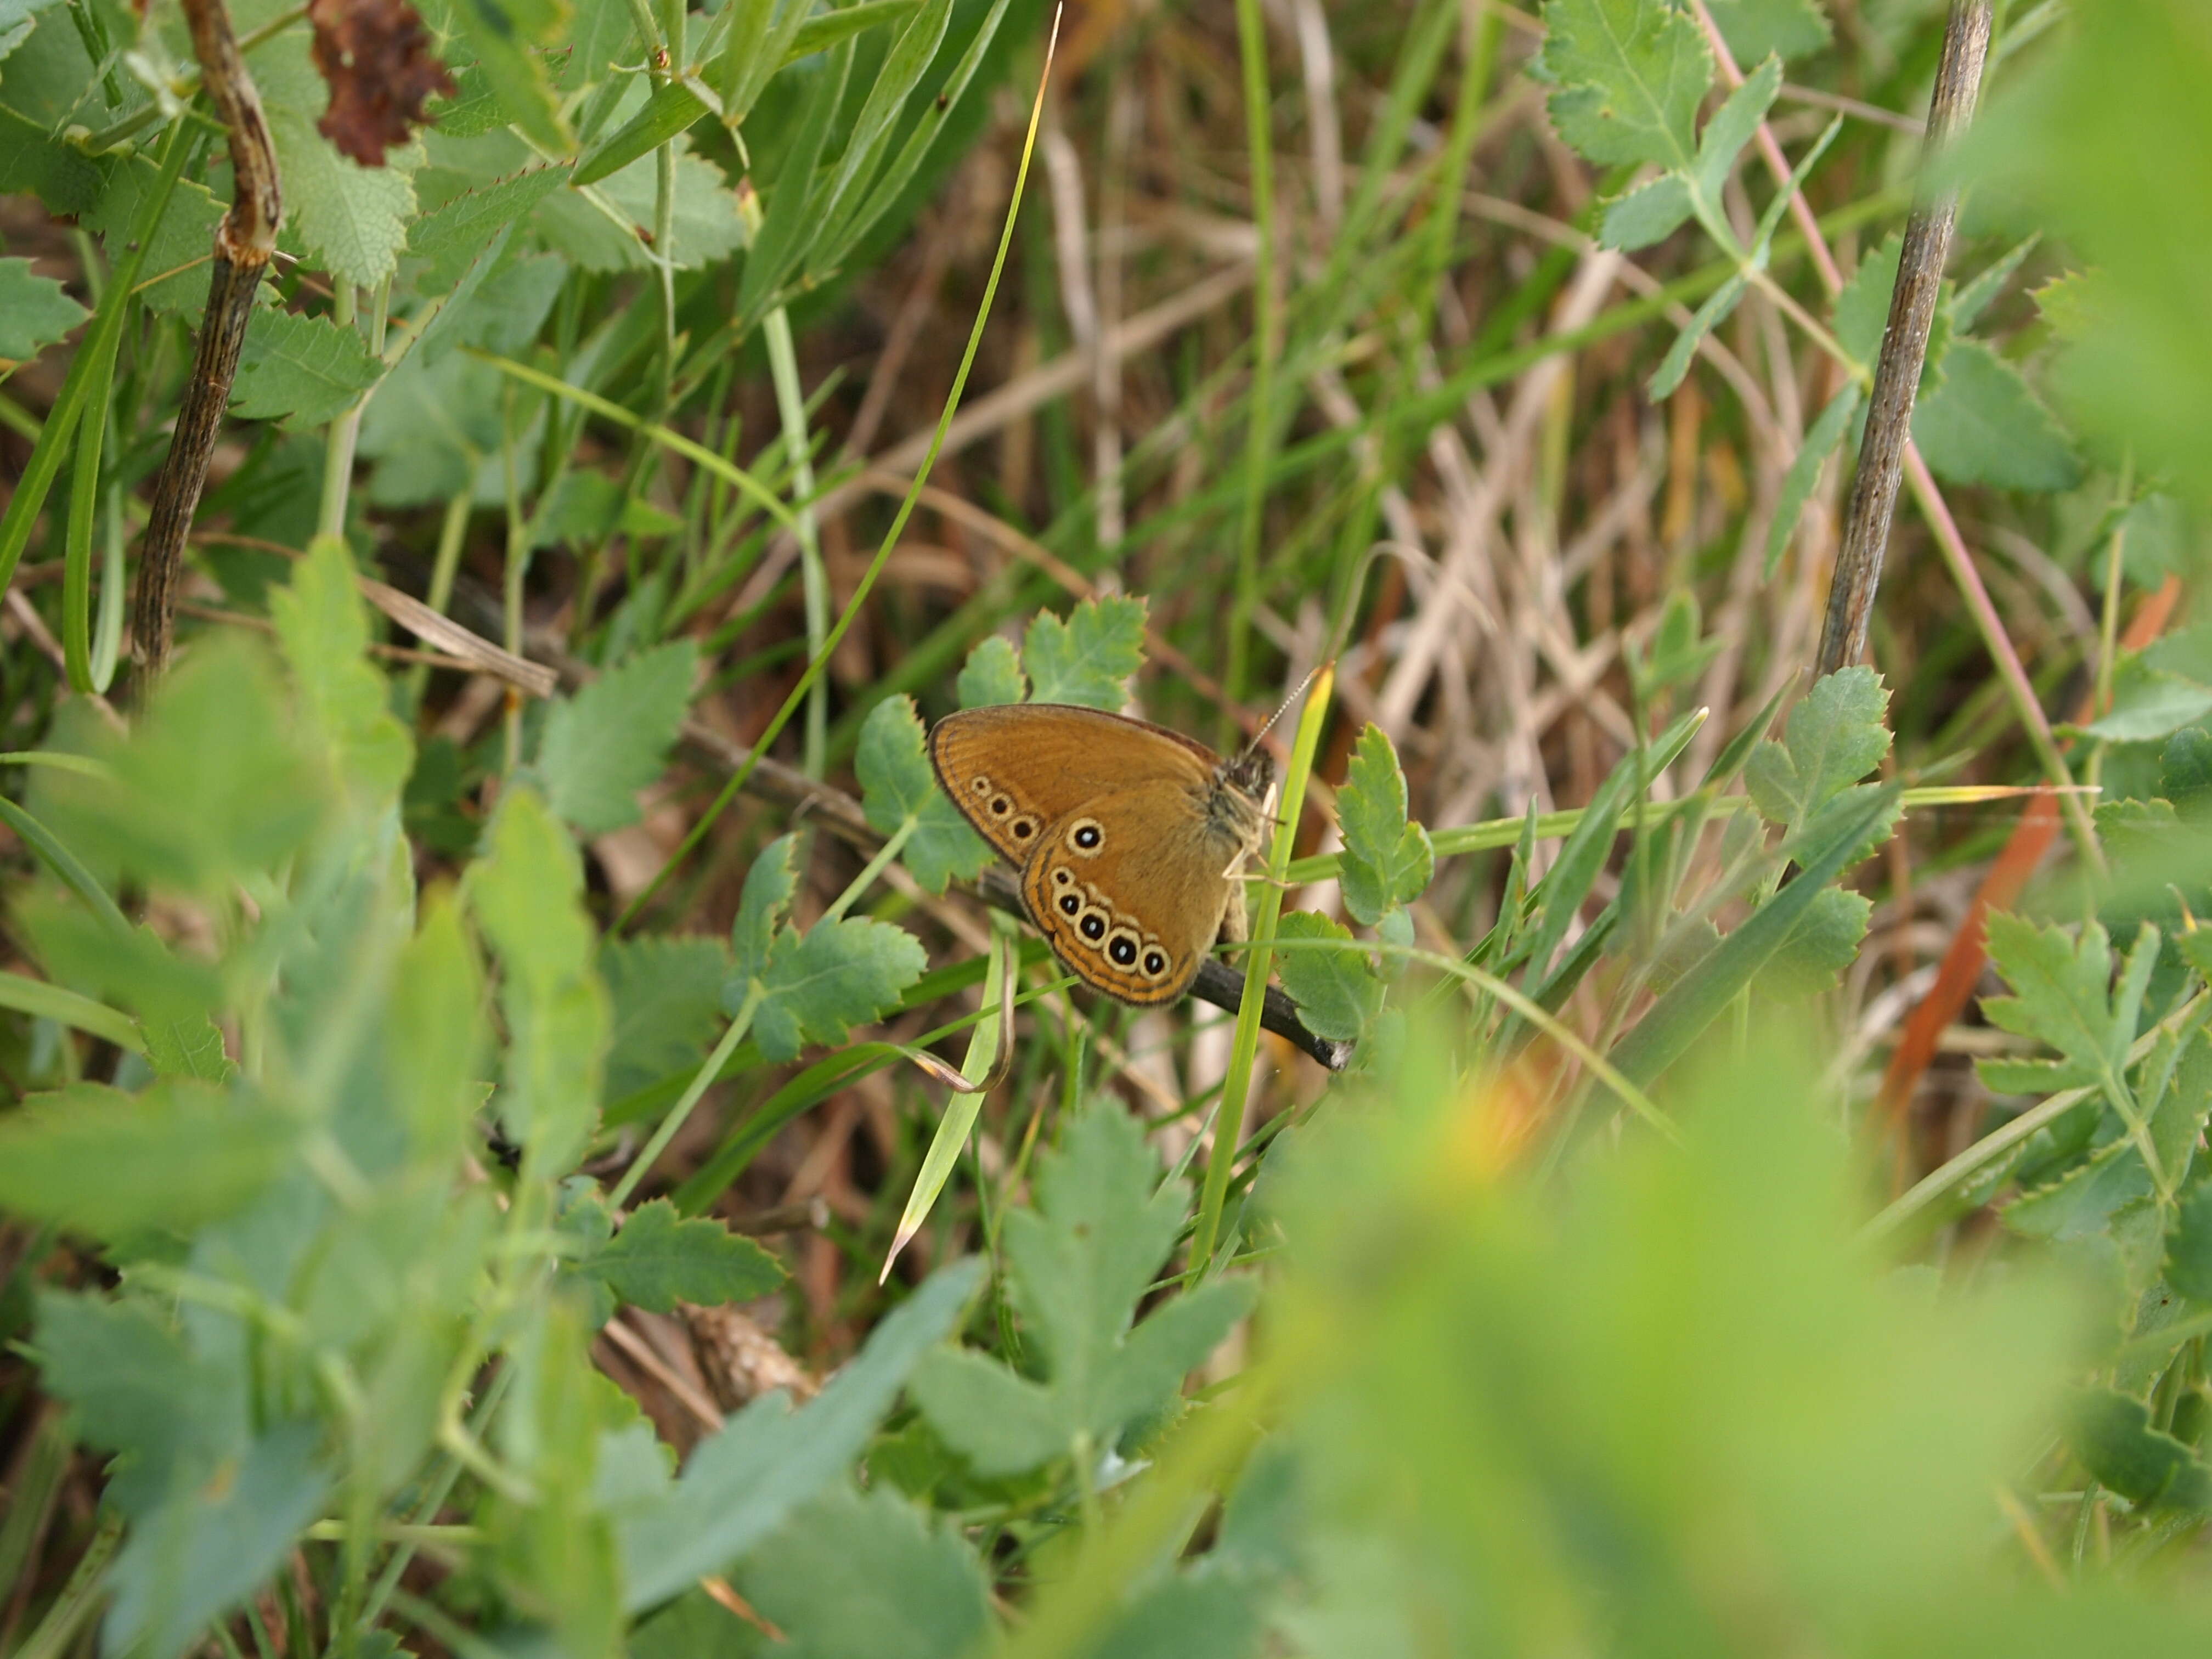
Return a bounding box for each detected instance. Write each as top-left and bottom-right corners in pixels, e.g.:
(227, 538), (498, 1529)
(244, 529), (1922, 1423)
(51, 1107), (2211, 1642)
(1019, 782), (1239, 1005)
(927, 704), (1216, 865)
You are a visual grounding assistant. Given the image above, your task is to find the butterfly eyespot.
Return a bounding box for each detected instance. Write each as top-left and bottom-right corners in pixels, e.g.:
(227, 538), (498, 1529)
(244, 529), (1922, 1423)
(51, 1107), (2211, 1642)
(1107, 932), (1139, 968)
(1067, 818), (1104, 856)
(989, 795), (1012, 817)
(1142, 949), (1169, 978)
(1078, 911), (1107, 942)
(1051, 868), (1073, 888)
(1012, 817), (1037, 840)
(970, 777), (991, 795)
(1058, 892), (1081, 917)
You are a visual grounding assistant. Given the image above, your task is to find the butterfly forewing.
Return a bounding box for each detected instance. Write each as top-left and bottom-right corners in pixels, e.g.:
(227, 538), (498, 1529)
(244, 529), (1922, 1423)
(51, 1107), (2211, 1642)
(927, 704), (1214, 865)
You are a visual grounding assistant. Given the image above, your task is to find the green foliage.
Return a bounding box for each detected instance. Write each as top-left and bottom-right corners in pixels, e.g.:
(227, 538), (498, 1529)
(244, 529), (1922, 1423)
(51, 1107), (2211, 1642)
(1275, 910), (1384, 1043)
(232, 309), (381, 427)
(911, 1109), (1256, 1476)
(857, 695), (989, 893)
(724, 834), (929, 1063)
(1022, 595), (1147, 709)
(1335, 724), (1434, 926)
(538, 640), (698, 835)
(578, 1197), (787, 1313)
(0, 252), (82, 356)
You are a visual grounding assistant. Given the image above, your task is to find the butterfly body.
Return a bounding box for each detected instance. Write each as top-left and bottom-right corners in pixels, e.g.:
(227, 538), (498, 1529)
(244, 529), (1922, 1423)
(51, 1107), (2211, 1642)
(927, 703), (1272, 1005)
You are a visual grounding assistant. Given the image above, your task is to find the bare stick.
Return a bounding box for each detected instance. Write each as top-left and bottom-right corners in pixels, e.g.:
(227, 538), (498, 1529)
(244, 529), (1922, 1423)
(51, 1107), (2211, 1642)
(1814, 2), (1992, 676)
(133, 0), (283, 692)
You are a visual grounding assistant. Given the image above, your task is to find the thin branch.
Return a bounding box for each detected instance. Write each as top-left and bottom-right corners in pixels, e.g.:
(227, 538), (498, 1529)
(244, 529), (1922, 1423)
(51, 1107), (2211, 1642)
(1814, 2), (1991, 676)
(133, 0), (283, 692)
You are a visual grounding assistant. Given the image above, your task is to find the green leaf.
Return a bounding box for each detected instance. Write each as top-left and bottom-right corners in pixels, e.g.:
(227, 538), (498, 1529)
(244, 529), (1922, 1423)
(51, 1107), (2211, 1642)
(270, 109), (418, 288)
(1766, 383), (1862, 577)
(573, 80), (710, 187)
(1647, 271), (1744, 400)
(2164, 727), (2212, 817)
(2071, 659), (2212, 744)
(270, 534), (414, 802)
(1689, 55), (1781, 210)
(957, 634), (1027, 708)
(1981, 914), (2126, 1086)
(911, 1109), (1258, 1476)
(389, 895), (491, 1165)
(470, 787), (608, 1171)
(1087, 1570), (1261, 1659)
(1744, 667), (1893, 837)
(753, 915), (929, 1065)
(538, 641), (697, 836)
(140, 1015), (233, 1081)
(735, 41), (851, 315)
(0, 254), (84, 357)
(857, 696), (990, 895)
(1023, 596), (1148, 710)
(1703, 0), (1829, 61)
(80, 161), (225, 315)
(0, 1080), (295, 1241)
(104, 1422), (329, 1659)
(232, 309), (380, 427)
(1610, 786), (1899, 1088)
(1598, 173), (1692, 252)
(2167, 1183), (2212, 1304)
(731, 1483), (991, 1659)
(618, 1257), (984, 1609)
(1533, 0), (1711, 170)
(1912, 338), (2082, 493)
(1336, 724), (1434, 925)
(583, 1198), (786, 1313)
(602, 935), (728, 1107)
(1763, 885), (1870, 1000)
(1274, 912), (1384, 1044)
(40, 636), (324, 893)
(730, 836), (800, 990)
(2003, 1137), (2150, 1242)
(447, 0), (573, 152)
(2067, 1389), (2212, 1511)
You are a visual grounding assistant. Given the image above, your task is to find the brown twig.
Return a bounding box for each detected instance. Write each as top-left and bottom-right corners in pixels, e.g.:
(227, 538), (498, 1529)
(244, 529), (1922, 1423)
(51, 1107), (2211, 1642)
(1814, 2), (1992, 676)
(133, 0), (282, 693)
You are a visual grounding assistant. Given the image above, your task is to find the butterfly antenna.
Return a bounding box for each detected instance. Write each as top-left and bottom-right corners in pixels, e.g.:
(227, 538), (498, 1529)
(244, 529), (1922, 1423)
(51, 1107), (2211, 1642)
(1242, 662), (1329, 757)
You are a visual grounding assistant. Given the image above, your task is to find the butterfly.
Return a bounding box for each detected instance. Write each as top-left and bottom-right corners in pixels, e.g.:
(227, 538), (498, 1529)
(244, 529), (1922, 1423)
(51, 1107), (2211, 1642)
(927, 704), (1273, 1005)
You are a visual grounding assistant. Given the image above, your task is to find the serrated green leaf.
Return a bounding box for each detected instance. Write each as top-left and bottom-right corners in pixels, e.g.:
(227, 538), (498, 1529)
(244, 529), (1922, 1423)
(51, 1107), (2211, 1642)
(140, 1015), (234, 1082)
(470, 787), (607, 1170)
(957, 634), (1026, 708)
(1336, 724), (1433, 924)
(1649, 271), (1745, 400)
(1762, 884), (1870, 1000)
(1912, 338), (2081, 493)
(409, 164), (570, 271)
(1703, 0), (1829, 61)
(1275, 912), (1384, 1043)
(2068, 1389), (2212, 1511)
(584, 1198), (786, 1312)
(271, 110), (417, 287)
(2071, 659), (2212, 744)
(538, 641), (697, 836)
(1766, 383), (1861, 577)
(1534, 0), (1711, 170)
(1981, 914), (2126, 1086)
(732, 1482), (990, 1659)
(357, 348), (511, 506)
(911, 1109), (1258, 1476)
(80, 160), (225, 315)
(618, 1257), (983, 1609)
(2002, 1137), (2150, 1242)
(754, 915), (928, 1064)
(0, 253), (84, 358)
(595, 139), (748, 272)
(1744, 667), (1893, 836)
(857, 696), (989, 895)
(730, 836), (800, 990)
(271, 534), (414, 801)
(1023, 596), (1148, 709)
(0, 1080), (295, 1239)
(602, 935), (727, 1105)
(232, 309), (380, 428)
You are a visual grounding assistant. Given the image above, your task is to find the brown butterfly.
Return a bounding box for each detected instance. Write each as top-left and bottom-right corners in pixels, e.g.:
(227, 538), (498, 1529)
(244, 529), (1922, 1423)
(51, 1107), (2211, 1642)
(927, 704), (1273, 1005)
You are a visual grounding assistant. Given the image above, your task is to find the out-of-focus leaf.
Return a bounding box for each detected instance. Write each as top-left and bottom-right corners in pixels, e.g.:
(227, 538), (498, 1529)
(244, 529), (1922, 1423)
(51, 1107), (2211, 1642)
(1767, 383), (1862, 576)
(1532, 0), (1710, 170)
(2068, 1389), (2212, 1511)
(618, 1257), (983, 1609)
(271, 534), (414, 802)
(601, 935), (727, 1105)
(911, 1110), (1256, 1476)
(538, 641), (696, 836)
(1912, 338), (2082, 493)
(1704, 0), (1829, 62)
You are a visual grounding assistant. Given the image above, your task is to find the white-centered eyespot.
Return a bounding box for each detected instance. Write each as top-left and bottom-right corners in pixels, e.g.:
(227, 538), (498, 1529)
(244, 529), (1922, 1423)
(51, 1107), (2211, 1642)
(1066, 817), (1105, 857)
